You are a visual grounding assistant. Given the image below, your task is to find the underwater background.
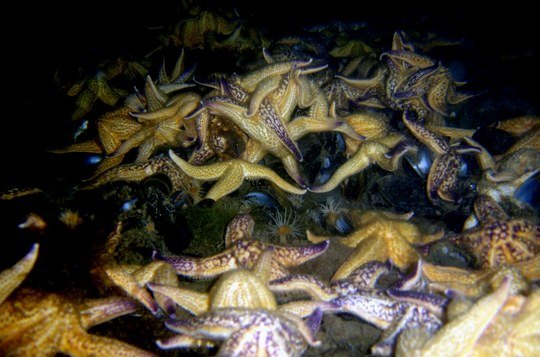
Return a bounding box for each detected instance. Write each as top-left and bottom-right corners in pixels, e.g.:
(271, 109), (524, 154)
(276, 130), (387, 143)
(1, 0), (539, 355)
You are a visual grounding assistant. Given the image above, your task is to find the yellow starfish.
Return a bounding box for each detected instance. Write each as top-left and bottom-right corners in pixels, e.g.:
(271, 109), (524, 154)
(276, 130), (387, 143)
(0, 289), (155, 356)
(169, 150), (306, 201)
(111, 92), (200, 163)
(420, 258), (538, 298)
(0, 244), (38, 304)
(308, 210), (443, 281)
(0, 243), (154, 356)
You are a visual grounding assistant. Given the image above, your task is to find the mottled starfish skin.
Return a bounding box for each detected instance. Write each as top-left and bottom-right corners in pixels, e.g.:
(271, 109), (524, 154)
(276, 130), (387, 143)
(156, 239), (329, 281)
(420, 259), (535, 298)
(308, 210), (443, 281)
(451, 218), (540, 269)
(0, 289), (155, 356)
(154, 213), (328, 280)
(169, 150), (306, 201)
(0, 244), (38, 304)
(84, 154), (203, 202)
(269, 262), (444, 356)
(161, 307), (320, 355)
(112, 92), (200, 163)
(203, 95), (303, 162)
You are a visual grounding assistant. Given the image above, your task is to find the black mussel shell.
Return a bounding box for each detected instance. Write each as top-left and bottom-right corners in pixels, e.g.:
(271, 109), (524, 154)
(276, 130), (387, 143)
(377, 174), (436, 215)
(514, 174), (540, 211)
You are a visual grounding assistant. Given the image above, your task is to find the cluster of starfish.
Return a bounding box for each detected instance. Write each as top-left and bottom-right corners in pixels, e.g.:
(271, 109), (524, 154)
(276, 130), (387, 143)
(12, 11), (539, 355)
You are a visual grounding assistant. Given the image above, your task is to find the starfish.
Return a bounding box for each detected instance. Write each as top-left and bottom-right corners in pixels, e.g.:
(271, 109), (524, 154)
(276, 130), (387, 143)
(309, 111), (405, 193)
(154, 213), (329, 280)
(111, 91), (200, 163)
(161, 307), (322, 355)
(419, 258), (538, 298)
(93, 221), (181, 316)
(0, 288), (155, 356)
(269, 261), (446, 356)
(169, 150), (306, 201)
(51, 106), (142, 177)
(397, 275), (540, 356)
(0, 244), (39, 304)
(308, 210), (443, 281)
(148, 249), (328, 354)
(67, 69), (128, 120)
(83, 153), (203, 203)
(450, 195), (540, 269)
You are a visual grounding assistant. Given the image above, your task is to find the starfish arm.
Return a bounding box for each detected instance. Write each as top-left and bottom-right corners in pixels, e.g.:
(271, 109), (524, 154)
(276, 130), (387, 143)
(79, 297), (138, 329)
(271, 73), (298, 120)
(50, 140), (103, 154)
(134, 138), (159, 163)
(515, 255), (540, 281)
(224, 214), (255, 246)
(91, 156), (126, 178)
(418, 277), (512, 356)
(271, 240), (329, 267)
(0, 244), (39, 304)
(289, 116), (363, 141)
(280, 155), (307, 188)
(204, 161), (245, 201)
(61, 332), (156, 357)
(279, 300), (339, 318)
(239, 59), (312, 91)
(85, 161), (154, 188)
(269, 274), (336, 300)
(104, 266), (160, 315)
(310, 142), (389, 193)
(143, 76), (168, 110)
(153, 250), (239, 279)
(157, 334), (214, 350)
(169, 150), (230, 181)
(131, 102), (182, 122)
(332, 238), (388, 281)
(240, 160), (307, 194)
(425, 78), (451, 115)
(259, 100), (303, 161)
(387, 289), (448, 317)
(335, 69), (385, 90)
(147, 283), (209, 315)
(421, 262), (489, 298)
(112, 128), (153, 157)
(189, 143), (216, 164)
(383, 50), (436, 68)
(132, 261), (180, 314)
(402, 112), (449, 154)
(331, 291), (397, 329)
(427, 153), (460, 202)
(246, 75), (281, 116)
(340, 225), (378, 247)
